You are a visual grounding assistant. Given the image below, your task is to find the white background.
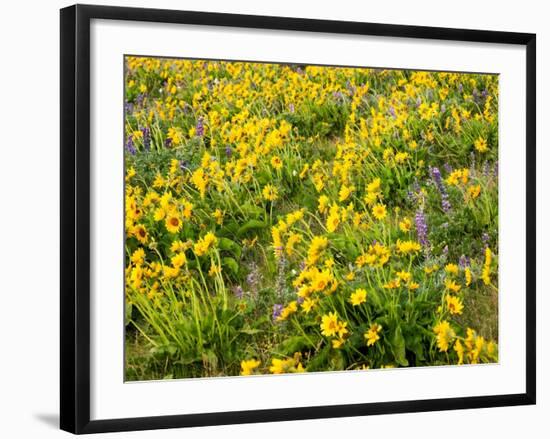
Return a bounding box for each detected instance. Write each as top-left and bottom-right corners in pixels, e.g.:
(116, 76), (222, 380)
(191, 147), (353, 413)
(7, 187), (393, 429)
(0, 0), (546, 437)
(91, 19), (527, 420)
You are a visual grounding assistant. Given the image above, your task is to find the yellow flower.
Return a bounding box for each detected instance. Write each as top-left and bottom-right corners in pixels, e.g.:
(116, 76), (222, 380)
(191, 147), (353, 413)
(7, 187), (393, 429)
(194, 232), (217, 256)
(271, 155), (283, 170)
(446, 295), (464, 315)
(454, 339), (465, 365)
(444, 278), (461, 293)
(262, 184), (279, 201)
(132, 224), (148, 244)
(306, 236), (329, 266)
(445, 263), (459, 276)
(338, 184), (354, 202)
(482, 247), (492, 285)
(364, 323), (382, 346)
(171, 252), (187, 269)
(240, 359), (260, 376)
(130, 248), (145, 265)
(320, 312), (340, 337)
(213, 208), (224, 225)
(372, 203), (387, 220)
(349, 288), (367, 306)
(326, 207), (340, 233)
(285, 232), (302, 256)
(395, 239), (421, 255)
(474, 136), (488, 153)
(301, 297), (316, 314)
(433, 320), (455, 352)
(399, 218), (412, 232)
(465, 267), (472, 286)
(468, 185), (481, 200)
(165, 212), (182, 233)
(318, 195), (330, 214)
(208, 263), (221, 277)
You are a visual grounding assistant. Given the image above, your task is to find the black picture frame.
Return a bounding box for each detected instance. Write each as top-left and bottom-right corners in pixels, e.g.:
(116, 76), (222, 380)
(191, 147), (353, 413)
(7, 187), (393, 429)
(60, 4), (536, 434)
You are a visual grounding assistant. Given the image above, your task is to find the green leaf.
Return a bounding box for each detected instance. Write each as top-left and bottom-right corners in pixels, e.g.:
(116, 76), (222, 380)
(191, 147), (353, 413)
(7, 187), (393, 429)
(236, 219), (267, 237)
(218, 237), (242, 258)
(391, 325), (409, 367)
(222, 257), (239, 275)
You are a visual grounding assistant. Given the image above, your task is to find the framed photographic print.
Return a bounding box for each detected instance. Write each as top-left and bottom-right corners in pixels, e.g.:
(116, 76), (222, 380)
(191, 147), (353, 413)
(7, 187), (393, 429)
(60, 4), (536, 434)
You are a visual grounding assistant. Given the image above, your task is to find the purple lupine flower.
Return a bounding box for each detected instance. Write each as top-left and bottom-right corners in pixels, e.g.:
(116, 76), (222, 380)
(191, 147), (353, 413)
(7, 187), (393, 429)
(493, 161), (499, 178)
(225, 146), (232, 158)
(469, 151), (477, 176)
(141, 127), (151, 151)
(164, 138), (172, 148)
(444, 163), (453, 173)
(416, 97), (422, 107)
(458, 83), (463, 93)
(288, 103), (295, 113)
(441, 104), (446, 113)
(459, 255), (470, 269)
(389, 106), (396, 118)
(125, 136), (136, 155)
(196, 117), (205, 137)
(442, 245), (449, 257)
(415, 209), (429, 248)
(481, 89), (489, 99)
(124, 101), (134, 114)
(272, 304), (284, 321)
(482, 160), (490, 177)
(482, 232), (490, 249)
(430, 167), (451, 212)
(233, 285), (244, 300)
(136, 93), (145, 107)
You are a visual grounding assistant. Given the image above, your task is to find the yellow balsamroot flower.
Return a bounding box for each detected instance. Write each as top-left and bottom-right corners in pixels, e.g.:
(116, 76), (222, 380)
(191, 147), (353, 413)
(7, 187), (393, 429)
(165, 212), (182, 234)
(208, 263), (221, 277)
(446, 294), (464, 315)
(394, 151), (410, 164)
(213, 208), (224, 225)
(171, 252), (187, 269)
(193, 232), (217, 256)
(444, 263), (459, 276)
(318, 195), (330, 214)
(474, 136), (488, 153)
(433, 320), (455, 352)
(396, 270), (412, 283)
(262, 184), (279, 201)
(301, 297), (317, 314)
(271, 226), (283, 259)
(444, 278), (461, 293)
(270, 155), (283, 170)
(240, 359), (261, 376)
(349, 288), (367, 306)
(320, 312), (341, 337)
(364, 323), (382, 346)
(306, 236), (329, 266)
(326, 204), (341, 233)
(191, 168), (208, 199)
(399, 217), (412, 232)
(465, 267), (472, 286)
(338, 184), (354, 202)
(132, 224), (148, 244)
(277, 301), (298, 321)
(468, 184), (481, 200)
(371, 203), (387, 221)
(285, 232), (302, 256)
(367, 178), (382, 193)
(454, 339), (465, 365)
(130, 248), (145, 265)
(482, 247), (492, 285)
(395, 239), (421, 255)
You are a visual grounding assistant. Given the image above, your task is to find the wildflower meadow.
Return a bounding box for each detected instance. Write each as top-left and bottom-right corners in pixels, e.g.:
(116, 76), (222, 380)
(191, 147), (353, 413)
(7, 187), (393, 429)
(124, 56), (499, 380)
